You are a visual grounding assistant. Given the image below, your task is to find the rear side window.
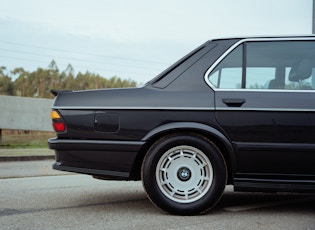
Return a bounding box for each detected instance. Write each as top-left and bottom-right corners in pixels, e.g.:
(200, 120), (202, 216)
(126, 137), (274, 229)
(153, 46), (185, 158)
(208, 45), (242, 89)
(208, 41), (315, 90)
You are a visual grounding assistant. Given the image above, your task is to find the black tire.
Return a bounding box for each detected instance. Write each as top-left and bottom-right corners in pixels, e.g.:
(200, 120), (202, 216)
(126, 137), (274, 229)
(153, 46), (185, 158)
(141, 132), (227, 215)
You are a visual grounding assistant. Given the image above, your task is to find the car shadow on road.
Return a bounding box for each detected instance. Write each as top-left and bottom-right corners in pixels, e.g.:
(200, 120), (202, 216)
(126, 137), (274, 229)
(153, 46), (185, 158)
(214, 186), (315, 214)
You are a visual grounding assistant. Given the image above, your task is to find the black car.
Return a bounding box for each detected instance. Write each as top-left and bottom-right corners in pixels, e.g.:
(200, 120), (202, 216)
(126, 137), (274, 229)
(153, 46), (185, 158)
(49, 35), (315, 215)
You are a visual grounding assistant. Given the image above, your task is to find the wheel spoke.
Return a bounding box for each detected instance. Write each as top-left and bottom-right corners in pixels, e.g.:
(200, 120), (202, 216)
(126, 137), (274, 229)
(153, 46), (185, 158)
(160, 167), (167, 172)
(170, 190), (176, 197)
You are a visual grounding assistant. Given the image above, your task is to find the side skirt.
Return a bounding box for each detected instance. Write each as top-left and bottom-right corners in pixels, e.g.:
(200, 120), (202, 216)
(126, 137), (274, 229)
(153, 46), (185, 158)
(234, 176), (315, 193)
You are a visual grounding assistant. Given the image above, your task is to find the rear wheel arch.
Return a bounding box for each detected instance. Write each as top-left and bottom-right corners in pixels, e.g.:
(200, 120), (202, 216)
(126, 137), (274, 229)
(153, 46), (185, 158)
(131, 122), (236, 183)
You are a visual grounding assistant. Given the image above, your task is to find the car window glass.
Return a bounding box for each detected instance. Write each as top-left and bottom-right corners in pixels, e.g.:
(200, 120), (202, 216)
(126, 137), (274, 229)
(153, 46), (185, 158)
(246, 67), (275, 89)
(208, 40), (315, 90)
(285, 67), (315, 90)
(208, 45), (242, 89)
(247, 41), (315, 90)
(210, 68), (242, 88)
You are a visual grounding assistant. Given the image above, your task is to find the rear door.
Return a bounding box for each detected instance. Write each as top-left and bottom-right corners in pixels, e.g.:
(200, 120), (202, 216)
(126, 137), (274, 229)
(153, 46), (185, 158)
(206, 38), (315, 177)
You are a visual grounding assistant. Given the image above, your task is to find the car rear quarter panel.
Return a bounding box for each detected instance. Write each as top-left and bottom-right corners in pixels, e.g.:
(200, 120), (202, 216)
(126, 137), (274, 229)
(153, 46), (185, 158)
(50, 39), (241, 179)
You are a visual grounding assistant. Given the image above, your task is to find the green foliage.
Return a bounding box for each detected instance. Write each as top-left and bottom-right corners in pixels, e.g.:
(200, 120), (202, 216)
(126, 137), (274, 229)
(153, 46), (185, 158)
(0, 60), (137, 98)
(0, 66), (13, 95)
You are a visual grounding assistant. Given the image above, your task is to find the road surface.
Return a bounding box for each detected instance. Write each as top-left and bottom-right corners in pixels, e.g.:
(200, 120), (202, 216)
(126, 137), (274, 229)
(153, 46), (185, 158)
(0, 161), (314, 229)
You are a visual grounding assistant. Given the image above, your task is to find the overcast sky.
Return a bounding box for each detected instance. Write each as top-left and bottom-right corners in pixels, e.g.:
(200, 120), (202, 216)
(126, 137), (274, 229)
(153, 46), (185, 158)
(0, 0), (313, 84)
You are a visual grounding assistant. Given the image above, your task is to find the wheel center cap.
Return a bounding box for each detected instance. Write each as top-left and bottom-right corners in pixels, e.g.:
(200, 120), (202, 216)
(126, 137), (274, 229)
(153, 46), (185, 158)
(177, 167), (191, 181)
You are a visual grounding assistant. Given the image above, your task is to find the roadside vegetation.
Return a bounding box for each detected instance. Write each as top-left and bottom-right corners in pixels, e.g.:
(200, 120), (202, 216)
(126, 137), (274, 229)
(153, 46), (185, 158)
(1, 130), (54, 149)
(0, 60), (137, 98)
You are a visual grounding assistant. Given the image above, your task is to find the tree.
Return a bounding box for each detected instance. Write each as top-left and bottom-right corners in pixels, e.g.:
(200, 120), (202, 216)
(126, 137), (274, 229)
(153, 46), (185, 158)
(0, 66), (13, 95)
(12, 68), (28, 96)
(0, 60), (138, 98)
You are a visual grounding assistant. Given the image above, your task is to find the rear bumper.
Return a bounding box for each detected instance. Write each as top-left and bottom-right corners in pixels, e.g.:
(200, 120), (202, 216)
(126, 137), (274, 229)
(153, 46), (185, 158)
(48, 138), (145, 179)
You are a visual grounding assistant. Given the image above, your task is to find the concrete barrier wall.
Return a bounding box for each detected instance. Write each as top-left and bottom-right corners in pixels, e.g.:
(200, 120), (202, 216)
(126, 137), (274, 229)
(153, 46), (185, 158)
(0, 95), (54, 132)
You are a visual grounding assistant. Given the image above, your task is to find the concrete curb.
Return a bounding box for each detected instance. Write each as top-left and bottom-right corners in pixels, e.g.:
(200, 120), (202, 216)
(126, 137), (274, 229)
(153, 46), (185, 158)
(0, 155), (55, 162)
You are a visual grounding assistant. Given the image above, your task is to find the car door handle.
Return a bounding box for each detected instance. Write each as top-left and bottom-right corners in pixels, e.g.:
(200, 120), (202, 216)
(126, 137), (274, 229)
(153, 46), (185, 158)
(222, 98), (246, 107)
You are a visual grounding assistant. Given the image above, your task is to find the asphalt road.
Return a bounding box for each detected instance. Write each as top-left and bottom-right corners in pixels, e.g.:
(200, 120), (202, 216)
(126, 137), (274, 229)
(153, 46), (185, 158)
(0, 161), (315, 230)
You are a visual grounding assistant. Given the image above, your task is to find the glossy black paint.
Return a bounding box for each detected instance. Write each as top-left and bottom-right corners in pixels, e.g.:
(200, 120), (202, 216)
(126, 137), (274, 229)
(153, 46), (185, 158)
(49, 36), (315, 192)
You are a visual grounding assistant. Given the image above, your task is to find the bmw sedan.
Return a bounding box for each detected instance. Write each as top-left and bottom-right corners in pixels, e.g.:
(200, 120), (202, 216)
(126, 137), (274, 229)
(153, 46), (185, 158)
(49, 35), (315, 215)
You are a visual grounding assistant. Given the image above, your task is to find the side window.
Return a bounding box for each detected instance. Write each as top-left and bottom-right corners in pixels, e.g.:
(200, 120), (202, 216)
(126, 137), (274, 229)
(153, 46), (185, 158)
(246, 67), (276, 89)
(247, 41), (315, 90)
(245, 42), (281, 89)
(208, 45), (242, 89)
(208, 40), (315, 90)
(285, 66), (315, 90)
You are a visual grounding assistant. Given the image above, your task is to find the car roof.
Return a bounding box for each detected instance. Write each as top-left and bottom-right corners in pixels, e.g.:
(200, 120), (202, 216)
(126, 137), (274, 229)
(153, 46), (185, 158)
(210, 34), (315, 42)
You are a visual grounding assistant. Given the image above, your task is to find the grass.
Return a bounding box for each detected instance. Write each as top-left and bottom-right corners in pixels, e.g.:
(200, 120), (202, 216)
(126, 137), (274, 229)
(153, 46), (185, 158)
(1, 131), (56, 149)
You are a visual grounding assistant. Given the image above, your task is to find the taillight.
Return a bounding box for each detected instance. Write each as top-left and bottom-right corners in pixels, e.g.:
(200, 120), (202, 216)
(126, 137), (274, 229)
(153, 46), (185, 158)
(51, 110), (66, 133)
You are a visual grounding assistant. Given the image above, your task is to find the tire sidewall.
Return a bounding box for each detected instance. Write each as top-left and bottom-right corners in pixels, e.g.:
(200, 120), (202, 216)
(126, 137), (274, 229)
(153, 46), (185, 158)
(142, 133), (227, 215)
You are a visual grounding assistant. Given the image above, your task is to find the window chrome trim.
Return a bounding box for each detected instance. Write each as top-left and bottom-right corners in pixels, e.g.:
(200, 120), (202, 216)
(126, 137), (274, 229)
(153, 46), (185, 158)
(204, 37), (315, 91)
(52, 105), (315, 112)
(216, 107), (315, 112)
(206, 88), (315, 93)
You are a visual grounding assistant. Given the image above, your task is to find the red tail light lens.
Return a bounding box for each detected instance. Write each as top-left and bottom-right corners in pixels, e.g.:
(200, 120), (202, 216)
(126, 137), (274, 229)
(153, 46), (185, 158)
(51, 110), (66, 133)
(53, 122), (65, 132)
